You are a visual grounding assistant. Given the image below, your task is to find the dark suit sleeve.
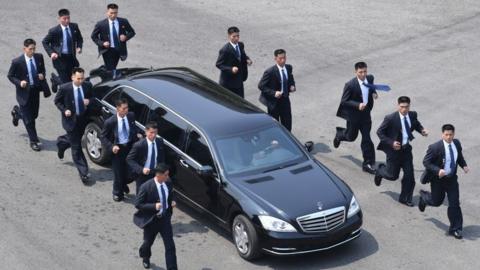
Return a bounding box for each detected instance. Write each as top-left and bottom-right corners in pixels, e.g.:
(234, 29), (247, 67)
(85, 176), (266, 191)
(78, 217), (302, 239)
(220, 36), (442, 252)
(91, 21), (104, 47)
(423, 144), (442, 175)
(258, 68), (276, 98)
(455, 140), (468, 168)
(123, 19), (136, 40)
(412, 111), (425, 134)
(158, 139), (165, 163)
(54, 86), (67, 113)
(7, 59), (21, 87)
(134, 184), (157, 211)
(74, 23), (83, 49)
(42, 29), (55, 57)
(288, 65), (295, 88)
(100, 117), (114, 153)
(37, 54), (46, 75)
(377, 115), (395, 148)
(340, 83), (360, 109)
(215, 47), (232, 73)
(241, 43), (250, 61)
(127, 142), (144, 175)
(367, 74), (377, 95)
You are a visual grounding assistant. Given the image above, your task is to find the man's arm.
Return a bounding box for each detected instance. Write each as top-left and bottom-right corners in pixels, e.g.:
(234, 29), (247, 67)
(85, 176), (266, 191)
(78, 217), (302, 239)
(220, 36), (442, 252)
(215, 47), (233, 73)
(42, 28), (55, 57)
(455, 140), (468, 169)
(127, 142), (144, 175)
(54, 86), (67, 112)
(258, 68), (276, 98)
(91, 21), (104, 47)
(74, 23), (83, 49)
(340, 83), (361, 109)
(7, 60), (21, 87)
(100, 118), (114, 152)
(377, 115), (395, 148)
(134, 185), (156, 211)
(122, 18), (136, 40)
(423, 144), (442, 174)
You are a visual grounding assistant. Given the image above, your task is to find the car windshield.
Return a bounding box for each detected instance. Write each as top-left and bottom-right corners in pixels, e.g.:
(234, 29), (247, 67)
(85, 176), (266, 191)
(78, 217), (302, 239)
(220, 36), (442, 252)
(214, 125), (307, 175)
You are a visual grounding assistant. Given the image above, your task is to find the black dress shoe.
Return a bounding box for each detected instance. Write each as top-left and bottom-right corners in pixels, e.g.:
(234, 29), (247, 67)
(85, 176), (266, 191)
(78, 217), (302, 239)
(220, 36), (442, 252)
(362, 164), (376, 174)
(30, 142), (41, 152)
(450, 230), (463, 239)
(333, 137), (340, 148)
(418, 191), (427, 212)
(399, 200), (414, 207)
(374, 174), (382, 186)
(57, 147), (65, 160)
(113, 195), (123, 202)
(80, 174), (90, 185)
(11, 106), (19, 127)
(123, 185), (130, 195)
(142, 258), (150, 269)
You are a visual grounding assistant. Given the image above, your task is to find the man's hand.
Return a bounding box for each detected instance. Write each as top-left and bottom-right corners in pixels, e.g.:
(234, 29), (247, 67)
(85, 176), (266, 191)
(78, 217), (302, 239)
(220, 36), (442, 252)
(103, 41), (110, 48)
(232, 66), (239, 74)
(290, 85), (296, 92)
(246, 59), (253, 66)
(38, 74), (45, 81)
(112, 145), (120, 154)
(51, 53), (58, 60)
(274, 91), (282, 98)
(358, 103), (367, 111)
(83, 99), (90, 106)
(373, 92), (378, 99)
(76, 48), (82, 54)
(65, 110), (72, 117)
(20, 80), (28, 88)
(438, 169), (446, 178)
(171, 201), (177, 208)
(421, 129), (429, 137)
(142, 168), (150, 175)
(119, 34), (127, 42)
(155, 203), (162, 211)
(463, 166), (469, 174)
(393, 141), (401, 150)
(137, 133), (144, 139)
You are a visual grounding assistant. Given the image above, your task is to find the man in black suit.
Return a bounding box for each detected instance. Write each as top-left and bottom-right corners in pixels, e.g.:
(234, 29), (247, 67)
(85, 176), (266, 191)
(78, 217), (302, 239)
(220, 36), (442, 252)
(101, 98), (141, 201)
(419, 124), (469, 239)
(134, 163), (177, 269)
(334, 62), (378, 174)
(374, 96), (428, 206)
(215, 26), (252, 98)
(7, 38), (51, 151)
(54, 67), (92, 184)
(127, 122), (165, 193)
(91, 3), (136, 71)
(258, 49), (296, 131)
(42, 8), (83, 85)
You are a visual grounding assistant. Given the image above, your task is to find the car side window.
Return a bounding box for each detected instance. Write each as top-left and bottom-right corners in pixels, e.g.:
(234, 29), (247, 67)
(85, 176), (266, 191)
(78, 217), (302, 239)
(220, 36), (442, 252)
(186, 131), (215, 169)
(148, 102), (188, 149)
(121, 88), (150, 125)
(103, 88), (122, 107)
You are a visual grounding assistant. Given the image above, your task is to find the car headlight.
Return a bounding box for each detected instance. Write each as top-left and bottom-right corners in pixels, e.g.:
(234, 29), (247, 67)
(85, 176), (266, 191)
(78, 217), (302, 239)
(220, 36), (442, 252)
(258, 215), (297, 232)
(347, 195), (361, 218)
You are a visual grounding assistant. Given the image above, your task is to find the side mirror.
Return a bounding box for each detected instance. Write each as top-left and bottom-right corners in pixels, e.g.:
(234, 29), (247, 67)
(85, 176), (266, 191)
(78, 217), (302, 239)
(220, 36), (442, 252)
(304, 141), (314, 152)
(197, 165), (214, 177)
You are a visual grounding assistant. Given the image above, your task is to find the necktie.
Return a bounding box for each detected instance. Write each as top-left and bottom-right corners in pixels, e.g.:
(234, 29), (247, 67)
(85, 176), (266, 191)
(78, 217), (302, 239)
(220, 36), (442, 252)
(65, 27), (72, 54)
(29, 59), (38, 85)
(76, 88), (85, 115)
(160, 184), (167, 214)
(403, 117), (413, 141)
(111, 21), (119, 48)
(121, 118), (129, 141)
(448, 144), (455, 174)
(149, 142), (156, 170)
(363, 82), (391, 91)
(281, 68), (288, 97)
(235, 44), (241, 60)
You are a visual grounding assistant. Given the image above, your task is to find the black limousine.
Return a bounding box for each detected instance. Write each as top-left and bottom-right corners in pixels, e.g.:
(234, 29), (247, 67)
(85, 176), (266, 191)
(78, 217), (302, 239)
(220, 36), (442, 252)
(83, 67), (362, 260)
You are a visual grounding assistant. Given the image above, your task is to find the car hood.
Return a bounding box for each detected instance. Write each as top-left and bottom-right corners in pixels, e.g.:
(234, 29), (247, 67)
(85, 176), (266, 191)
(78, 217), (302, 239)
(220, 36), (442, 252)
(229, 161), (350, 220)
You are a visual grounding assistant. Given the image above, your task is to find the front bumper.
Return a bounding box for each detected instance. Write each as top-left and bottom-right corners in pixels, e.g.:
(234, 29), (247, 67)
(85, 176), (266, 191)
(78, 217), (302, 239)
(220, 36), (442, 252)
(259, 211), (362, 255)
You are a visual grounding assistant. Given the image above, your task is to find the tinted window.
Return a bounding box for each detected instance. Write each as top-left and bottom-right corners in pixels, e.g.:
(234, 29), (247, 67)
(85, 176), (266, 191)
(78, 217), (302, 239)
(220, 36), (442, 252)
(148, 102), (188, 149)
(121, 88), (150, 125)
(186, 131), (214, 168)
(103, 88), (122, 106)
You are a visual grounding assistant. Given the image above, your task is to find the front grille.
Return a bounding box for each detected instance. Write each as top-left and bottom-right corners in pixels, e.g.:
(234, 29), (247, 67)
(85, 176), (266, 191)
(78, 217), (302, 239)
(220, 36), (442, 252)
(297, 206), (345, 233)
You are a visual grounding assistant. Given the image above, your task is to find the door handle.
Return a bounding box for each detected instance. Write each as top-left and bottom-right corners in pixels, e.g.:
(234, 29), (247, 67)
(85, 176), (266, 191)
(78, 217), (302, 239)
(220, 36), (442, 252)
(102, 107), (110, 114)
(179, 159), (189, 168)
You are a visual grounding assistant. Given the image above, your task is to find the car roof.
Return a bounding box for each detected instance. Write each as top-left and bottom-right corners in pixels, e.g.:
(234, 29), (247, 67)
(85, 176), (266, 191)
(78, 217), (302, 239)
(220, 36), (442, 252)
(120, 67), (275, 138)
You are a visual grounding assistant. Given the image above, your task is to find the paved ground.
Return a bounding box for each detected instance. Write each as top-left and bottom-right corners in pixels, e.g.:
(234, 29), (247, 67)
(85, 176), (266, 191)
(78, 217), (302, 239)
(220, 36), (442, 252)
(1, 0), (479, 269)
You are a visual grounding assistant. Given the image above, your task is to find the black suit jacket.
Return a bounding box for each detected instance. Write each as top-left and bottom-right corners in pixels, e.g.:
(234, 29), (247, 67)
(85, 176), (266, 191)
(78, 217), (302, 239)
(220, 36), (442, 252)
(215, 42), (249, 89)
(91, 18), (136, 59)
(127, 137), (166, 178)
(42, 23), (83, 61)
(100, 112), (140, 151)
(422, 139), (467, 182)
(54, 81), (93, 132)
(134, 178), (174, 229)
(336, 75), (376, 121)
(377, 111), (424, 152)
(7, 54), (51, 105)
(258, 64), (295, 110)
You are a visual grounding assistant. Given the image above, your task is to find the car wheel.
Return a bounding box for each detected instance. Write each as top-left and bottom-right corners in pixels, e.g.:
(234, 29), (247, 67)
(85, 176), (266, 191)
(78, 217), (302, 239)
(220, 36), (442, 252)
(83, 121), (110, 165)
(232, 215), (262, 260)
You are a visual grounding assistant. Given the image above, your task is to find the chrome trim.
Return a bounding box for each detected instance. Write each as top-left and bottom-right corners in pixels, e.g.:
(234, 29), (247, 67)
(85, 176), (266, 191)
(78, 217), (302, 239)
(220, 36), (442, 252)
(262, 229), (361, 255)
(174, 188), (227, 224)
(296, 206), (345, 233)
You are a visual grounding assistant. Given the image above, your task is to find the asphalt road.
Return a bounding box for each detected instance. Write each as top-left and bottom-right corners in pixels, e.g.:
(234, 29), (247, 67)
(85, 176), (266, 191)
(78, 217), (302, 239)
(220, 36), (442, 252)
(1, 0), (479, 269)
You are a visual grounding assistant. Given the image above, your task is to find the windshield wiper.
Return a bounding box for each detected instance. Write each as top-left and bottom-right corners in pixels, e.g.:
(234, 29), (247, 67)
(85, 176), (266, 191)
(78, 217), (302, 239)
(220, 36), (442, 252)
(262, 161), (300, 173)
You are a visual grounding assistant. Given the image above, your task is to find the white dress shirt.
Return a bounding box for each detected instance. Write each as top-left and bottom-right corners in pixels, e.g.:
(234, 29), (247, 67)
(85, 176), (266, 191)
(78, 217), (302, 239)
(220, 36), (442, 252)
(60, 24), (72, 54)
(277, 65), (288, 94)
(72, 83), (85, 115)
(144, 138), (157, 169)
(155, 180), (169, 215)
(109, 19), (119, 48)
(24, 54), (37, 85)
(443, 140), (458, 175)
(358, 78), (369, 104)
(117, 114), (130, 144)
(230, 41), (240, 58)
(399, 112), (412, 146)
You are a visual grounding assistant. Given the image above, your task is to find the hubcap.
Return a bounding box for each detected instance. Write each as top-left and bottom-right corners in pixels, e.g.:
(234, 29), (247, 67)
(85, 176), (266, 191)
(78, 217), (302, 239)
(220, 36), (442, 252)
(86, 129), (102, 159)
(234, 222), (249, 254)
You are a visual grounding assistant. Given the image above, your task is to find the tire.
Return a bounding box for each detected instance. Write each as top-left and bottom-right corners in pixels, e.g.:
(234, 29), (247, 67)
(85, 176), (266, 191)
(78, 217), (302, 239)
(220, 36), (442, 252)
(82, 121), (111, 165)
(232, 215), (262, 260)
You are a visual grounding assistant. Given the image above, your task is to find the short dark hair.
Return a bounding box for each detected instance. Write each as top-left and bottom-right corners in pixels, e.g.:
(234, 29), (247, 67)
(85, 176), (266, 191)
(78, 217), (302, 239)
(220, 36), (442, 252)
(107, 3), (118, 9)
(397, 96), (411, 104)
(442, 124), (455, 133)
(153, 163), (170, 174)
(58, 8), (70, 17)
(72, 67), (84, 75)
(354, 62), (367, 70)
(274, 49), (286, 57)
(227, 26), (240, 35)
(24, 38), (36, 47)
(114, 98), (128, 107)
(145, 121), (158, 131)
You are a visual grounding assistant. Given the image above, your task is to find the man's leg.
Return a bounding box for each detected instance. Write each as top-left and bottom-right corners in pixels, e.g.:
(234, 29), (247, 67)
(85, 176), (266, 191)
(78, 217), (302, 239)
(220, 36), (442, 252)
(139, 220), (159, 261)
(159, 215), (177, 270)
(399, 148), (415, 203)
(279, 99), (292, 132)
(445, 176), (463, 232)
(359, 120), (375, 166)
